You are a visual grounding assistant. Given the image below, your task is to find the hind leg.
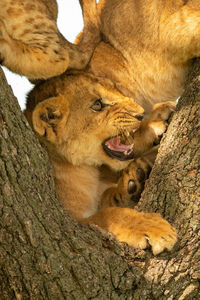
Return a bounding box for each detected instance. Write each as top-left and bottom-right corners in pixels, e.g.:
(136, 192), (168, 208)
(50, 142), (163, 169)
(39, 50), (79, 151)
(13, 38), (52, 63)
(160, 3), (200, 62)
(0, 0), (70, 79)
(0, 0), (99, 79)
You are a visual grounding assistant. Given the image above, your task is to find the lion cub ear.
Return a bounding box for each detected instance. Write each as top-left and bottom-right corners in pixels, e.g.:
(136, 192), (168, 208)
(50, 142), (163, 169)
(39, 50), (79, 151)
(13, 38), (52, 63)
(32, 95), (69, 143)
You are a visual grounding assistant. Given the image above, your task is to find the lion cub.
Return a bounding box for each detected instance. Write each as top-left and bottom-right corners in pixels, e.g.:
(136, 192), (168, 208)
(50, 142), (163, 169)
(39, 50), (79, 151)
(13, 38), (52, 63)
(25, 72), (177, 255)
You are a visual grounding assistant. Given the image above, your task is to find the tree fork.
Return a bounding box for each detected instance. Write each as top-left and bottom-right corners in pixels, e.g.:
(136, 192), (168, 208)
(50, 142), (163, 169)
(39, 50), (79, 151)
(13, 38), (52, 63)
(0, 59), (199, 299)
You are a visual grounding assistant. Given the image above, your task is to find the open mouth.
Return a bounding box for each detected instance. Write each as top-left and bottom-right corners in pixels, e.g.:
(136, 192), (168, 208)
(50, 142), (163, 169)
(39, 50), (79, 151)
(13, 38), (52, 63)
(102, 136), (134, 161)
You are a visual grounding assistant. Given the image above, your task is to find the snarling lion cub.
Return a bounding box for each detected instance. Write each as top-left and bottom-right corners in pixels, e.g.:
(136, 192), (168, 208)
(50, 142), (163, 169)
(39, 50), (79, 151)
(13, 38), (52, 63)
(25, 72), (177, 255)
(2, 0), (200, 254)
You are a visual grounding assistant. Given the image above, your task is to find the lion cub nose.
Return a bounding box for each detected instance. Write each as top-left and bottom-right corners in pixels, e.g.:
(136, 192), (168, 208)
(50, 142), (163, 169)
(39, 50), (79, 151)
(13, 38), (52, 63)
(134, 114), (144, 121)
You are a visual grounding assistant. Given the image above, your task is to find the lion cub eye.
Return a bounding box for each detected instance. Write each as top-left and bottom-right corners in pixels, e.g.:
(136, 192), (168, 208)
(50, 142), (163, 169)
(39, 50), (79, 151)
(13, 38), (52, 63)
(90, 99), (107, 112)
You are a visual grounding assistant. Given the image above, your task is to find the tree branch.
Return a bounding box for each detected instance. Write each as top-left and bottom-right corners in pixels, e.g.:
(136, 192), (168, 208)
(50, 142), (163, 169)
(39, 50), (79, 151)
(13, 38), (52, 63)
(0, 60), (199, 299)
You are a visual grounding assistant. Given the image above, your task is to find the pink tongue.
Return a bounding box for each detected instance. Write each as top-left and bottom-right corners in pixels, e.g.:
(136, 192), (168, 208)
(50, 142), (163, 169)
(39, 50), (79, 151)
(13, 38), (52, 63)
(105, 137), (132, 152)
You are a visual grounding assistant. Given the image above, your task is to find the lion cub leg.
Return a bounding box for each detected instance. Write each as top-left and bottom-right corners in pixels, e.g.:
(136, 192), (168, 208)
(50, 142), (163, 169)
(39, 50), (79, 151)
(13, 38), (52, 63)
(99, 148), (157, 209)
(82, 207), (177, 255)
(130, 101), (176, 157)
(0, 0), (69, 79)
(0, 0), (99, 79)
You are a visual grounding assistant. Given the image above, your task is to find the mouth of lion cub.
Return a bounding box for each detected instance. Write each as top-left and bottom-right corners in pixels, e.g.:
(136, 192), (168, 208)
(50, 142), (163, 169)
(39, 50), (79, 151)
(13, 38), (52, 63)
(102, 136), (134, 161)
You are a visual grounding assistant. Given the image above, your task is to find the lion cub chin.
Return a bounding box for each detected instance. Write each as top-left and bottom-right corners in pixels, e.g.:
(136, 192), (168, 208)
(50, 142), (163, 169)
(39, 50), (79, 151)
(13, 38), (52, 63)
(25, 72), (177, 255)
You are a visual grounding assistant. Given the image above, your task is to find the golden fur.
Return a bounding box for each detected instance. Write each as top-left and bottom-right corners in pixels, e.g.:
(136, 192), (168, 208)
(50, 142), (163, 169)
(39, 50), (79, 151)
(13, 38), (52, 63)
(93, 0), (200, 115)
(25, 73), (177, 255)
(0, 0), (99, 79)
(3, 0), (200, 253)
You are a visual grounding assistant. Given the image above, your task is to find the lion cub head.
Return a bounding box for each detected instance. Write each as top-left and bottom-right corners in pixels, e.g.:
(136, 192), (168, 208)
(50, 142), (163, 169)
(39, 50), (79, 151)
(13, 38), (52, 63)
(25, 72), (144, 171)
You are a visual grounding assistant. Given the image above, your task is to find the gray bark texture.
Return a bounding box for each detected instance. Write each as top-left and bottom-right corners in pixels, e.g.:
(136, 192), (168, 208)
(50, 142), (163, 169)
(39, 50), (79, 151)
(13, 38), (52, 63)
(0, 59), (199, 299)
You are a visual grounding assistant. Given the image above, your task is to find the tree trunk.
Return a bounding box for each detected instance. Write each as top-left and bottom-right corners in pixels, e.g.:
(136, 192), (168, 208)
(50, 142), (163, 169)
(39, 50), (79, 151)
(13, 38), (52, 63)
(0, 59), (199, 299)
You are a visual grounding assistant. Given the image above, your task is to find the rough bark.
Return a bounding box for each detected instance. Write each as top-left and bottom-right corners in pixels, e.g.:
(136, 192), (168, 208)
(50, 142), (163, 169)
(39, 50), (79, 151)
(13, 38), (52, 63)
(0, 59), (199, 299)
(136, 58), (200, 299)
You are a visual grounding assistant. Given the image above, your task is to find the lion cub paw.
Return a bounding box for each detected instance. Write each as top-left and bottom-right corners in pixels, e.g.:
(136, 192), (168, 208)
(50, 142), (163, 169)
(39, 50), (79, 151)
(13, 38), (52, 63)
(100, 156), (153, 209)
(116, 157), (152, 206)
(85, 207), (177, 255)
(150, 101), (176, 122)
(113, 209), (177, 255)
(100, 149), (158, 210)
(143, 101), (176, 147)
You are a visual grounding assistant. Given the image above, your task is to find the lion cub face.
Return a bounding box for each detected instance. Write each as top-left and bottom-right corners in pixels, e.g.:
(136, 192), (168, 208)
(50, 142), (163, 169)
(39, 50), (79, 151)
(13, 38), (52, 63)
(31, 73), (144, 170)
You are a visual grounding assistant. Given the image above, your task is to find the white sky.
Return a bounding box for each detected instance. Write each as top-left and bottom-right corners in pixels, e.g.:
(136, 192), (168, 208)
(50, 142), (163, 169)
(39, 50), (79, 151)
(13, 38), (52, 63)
(3, 0), (83, 110)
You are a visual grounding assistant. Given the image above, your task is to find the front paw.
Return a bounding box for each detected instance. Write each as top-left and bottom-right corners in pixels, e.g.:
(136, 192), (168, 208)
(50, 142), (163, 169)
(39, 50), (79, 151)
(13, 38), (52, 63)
(148, 120), (168, 146)
(135, 213), (177, 255)
(99, 156), (154, 210)
(116, 157), (152, 207)
(128, 102), (176, 156)
(116, 147), (158, 207)
(150, 101), (176, 122)
(85, 207), (177, 255)
(113, 209), (177, 255)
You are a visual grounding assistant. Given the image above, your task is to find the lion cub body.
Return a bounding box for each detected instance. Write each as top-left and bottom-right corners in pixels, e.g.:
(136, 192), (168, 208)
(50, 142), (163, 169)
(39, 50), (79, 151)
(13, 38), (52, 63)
(25, 73), (177, 255)
(89, 0), (200, 115)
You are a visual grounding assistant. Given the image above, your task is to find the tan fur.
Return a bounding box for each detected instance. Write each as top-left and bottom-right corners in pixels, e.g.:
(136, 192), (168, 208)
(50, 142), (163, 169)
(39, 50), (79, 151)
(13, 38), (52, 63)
(25, 73), (177, 255)
(83, 207), (176, 254)
(92, 0), (200, 115)
(0, 0), (99, 79)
